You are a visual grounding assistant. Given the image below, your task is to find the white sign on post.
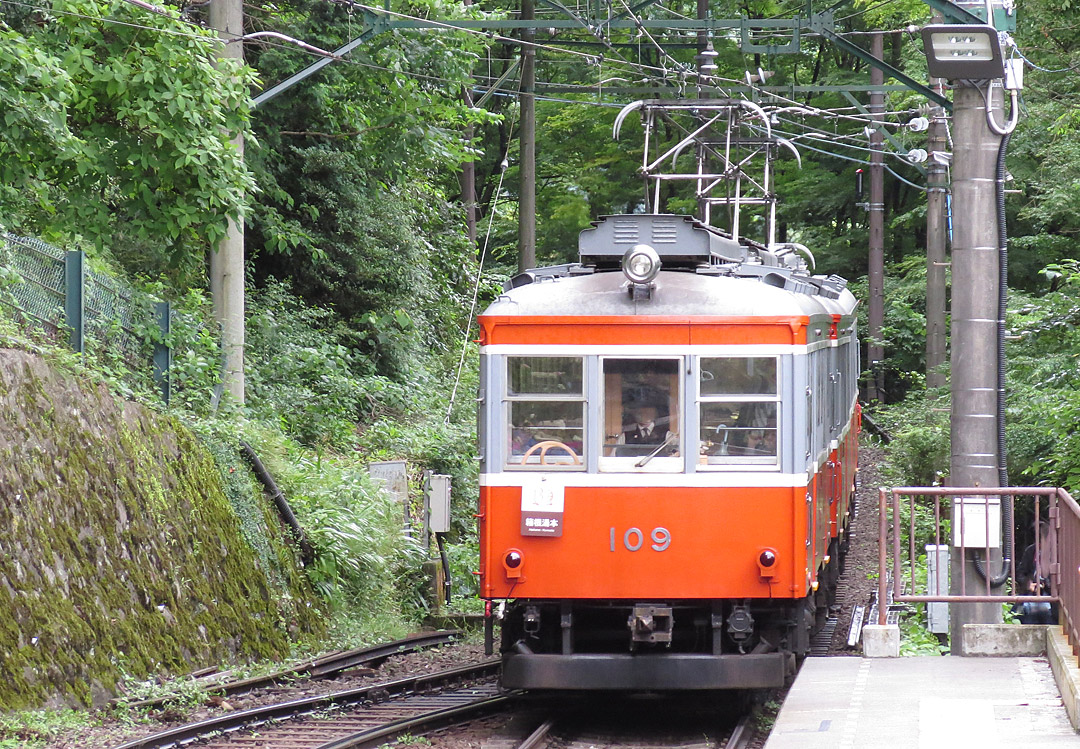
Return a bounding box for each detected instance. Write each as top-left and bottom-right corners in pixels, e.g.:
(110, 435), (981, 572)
(368, 460), (408, 523)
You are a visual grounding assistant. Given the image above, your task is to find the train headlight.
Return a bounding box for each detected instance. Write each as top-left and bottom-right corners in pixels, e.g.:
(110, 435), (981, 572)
(622, 244), (661, 284)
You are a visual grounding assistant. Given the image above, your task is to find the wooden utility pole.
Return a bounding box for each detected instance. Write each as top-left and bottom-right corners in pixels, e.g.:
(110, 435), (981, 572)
(461, 0), (478, 250)
(511, 0), (533, 273)
(461, 97), (478, 249)
(210, 0), (246, 406)
(925, 18), (948, 391)
(866, 33), (885, 402)
(517, 0), (536, 273)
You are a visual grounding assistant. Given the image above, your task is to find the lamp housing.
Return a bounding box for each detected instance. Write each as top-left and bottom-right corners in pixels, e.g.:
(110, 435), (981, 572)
(921, 24), (1005, 80)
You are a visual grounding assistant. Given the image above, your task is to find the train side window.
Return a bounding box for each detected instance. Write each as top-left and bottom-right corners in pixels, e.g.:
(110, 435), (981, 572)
(505, 357), (585, 469)
(698, 357), (778, 466)
(599, 358), (682, 472)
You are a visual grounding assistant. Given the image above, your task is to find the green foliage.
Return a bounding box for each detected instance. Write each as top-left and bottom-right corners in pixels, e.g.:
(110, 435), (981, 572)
(898, 605), (947, 656)
(246, 281), (367, 448)
(1006, 282), (1080, 487)
(0, 708), (97, 749)
(242, 426), (429, 622)
(0, 0), (257, 284)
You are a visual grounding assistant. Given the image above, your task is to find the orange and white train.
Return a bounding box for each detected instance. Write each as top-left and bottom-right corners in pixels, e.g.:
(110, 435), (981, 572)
(477, 213), (859, 690)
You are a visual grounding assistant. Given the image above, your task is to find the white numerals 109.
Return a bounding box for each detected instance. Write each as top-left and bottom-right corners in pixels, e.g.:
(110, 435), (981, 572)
(609, 526), (671, 552)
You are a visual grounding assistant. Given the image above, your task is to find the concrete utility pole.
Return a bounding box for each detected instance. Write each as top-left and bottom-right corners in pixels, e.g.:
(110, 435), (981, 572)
(866, 33), (885, 402)
(925, 21), (948, 391)
(210, 0), (246, 406)
(949, 81), (1005, 649)
(517, 0), (537, 273)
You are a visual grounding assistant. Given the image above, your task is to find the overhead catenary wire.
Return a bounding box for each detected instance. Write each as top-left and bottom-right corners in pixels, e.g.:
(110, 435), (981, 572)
(25, 0), (940, 135)
(28, 0), (944, 189)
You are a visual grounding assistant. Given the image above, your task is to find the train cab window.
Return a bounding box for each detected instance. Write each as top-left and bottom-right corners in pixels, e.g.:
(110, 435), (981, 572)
(698, 357), (778, 467)
(599, 358), (682, 472)
(505, 357), (585, 469)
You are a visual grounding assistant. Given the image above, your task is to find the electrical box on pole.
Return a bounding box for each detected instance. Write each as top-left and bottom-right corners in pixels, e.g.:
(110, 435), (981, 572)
(426, 474), (452, 534)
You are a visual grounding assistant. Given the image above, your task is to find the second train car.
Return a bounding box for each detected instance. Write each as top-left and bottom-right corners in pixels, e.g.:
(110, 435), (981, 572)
(477, 213), (859, 690)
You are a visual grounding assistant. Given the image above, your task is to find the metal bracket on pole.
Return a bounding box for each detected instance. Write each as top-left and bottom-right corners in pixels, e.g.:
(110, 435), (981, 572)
(739, 16), (801, 55)
(840, 91), (928, 176)
(252, 14), (387, 107)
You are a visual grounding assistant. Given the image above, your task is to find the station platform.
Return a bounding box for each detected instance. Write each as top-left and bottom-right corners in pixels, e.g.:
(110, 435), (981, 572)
(764, 656), (1078, 748)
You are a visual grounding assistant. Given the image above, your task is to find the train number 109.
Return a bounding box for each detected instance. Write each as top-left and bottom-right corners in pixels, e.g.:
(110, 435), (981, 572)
(609, 526), (671, 552)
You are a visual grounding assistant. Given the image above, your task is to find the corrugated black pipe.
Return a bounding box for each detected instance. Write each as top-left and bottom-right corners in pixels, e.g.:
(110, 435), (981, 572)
(239, 440), (316, 566)
(974, 128), (1014, 587)
(435, 532), (452, 604)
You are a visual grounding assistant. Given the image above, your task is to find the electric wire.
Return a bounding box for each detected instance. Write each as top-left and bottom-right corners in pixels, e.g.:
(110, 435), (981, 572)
(23, 0), (937, 134)
(445, 109), (518, 424)
(16, 0), (948, 185)
(832, 0), (903, 24)
(1009, 44), (1079, 74)
(747, 125), (928, 191)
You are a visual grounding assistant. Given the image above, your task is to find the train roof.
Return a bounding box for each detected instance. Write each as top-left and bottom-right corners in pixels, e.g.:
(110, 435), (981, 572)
(482, 215), (857, 320)
(482, 269), (856, 319)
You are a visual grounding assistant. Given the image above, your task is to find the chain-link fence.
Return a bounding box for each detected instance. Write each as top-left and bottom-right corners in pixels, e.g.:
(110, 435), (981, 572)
(0, 234), (66, 342)
(0, 233), (169, 399)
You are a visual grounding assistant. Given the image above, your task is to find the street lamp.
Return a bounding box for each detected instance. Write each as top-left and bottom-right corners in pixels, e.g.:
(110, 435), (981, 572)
(921, 24), (1005, 80)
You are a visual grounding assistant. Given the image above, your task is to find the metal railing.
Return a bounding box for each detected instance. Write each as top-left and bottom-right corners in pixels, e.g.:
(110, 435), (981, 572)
(878, 486), (1080, 655)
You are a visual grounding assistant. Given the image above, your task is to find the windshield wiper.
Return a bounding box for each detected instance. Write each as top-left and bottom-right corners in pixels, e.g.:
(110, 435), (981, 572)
(635, 433), (677, 468)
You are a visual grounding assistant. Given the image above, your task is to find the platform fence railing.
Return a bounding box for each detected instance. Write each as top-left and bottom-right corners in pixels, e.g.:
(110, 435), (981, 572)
(878, 486), (1080, 654)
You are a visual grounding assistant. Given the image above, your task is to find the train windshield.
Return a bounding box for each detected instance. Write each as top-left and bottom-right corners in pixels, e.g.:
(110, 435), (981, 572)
(600, 358), (682, 473)
(698, 357), (778, 466)
(505, 356), (585, 469)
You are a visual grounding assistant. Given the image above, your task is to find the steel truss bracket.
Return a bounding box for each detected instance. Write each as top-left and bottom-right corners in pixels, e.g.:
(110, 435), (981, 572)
(739, 16), (803, 55)
(920, 0), (1015, 31)
(807, 15), (951, 111)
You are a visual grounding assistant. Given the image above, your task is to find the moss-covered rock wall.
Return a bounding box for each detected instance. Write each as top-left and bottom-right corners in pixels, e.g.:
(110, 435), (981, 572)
(0, 349), (323, 709)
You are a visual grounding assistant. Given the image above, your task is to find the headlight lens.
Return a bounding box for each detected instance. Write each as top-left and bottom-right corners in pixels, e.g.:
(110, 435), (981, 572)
(622, 244), (661, 284)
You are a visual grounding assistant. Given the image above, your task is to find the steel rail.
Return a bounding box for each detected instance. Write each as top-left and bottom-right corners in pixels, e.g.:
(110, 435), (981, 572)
(115, 629), (461, 711)
(516, 718), (557, 749)
(113, 659), (499, 749)
(725, 713), (754, 749)
(316, 692), (512, 749)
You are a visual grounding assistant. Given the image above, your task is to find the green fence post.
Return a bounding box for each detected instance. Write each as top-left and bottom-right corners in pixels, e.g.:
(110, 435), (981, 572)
(153, 300), (171, 405)
(64, 250), (84, 354)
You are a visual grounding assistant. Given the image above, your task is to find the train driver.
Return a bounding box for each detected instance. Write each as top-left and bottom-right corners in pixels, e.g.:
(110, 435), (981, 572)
(616, 403), (676, 457)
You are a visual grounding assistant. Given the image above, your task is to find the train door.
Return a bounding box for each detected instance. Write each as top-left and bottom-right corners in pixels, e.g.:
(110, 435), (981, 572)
(599, 357), (683, 472)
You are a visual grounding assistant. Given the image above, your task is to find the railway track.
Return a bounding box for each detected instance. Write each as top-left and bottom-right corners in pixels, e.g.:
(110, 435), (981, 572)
(114, 660), (506, 749)
(503, 710), (755, 749)
(115, 629), (462, 711)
